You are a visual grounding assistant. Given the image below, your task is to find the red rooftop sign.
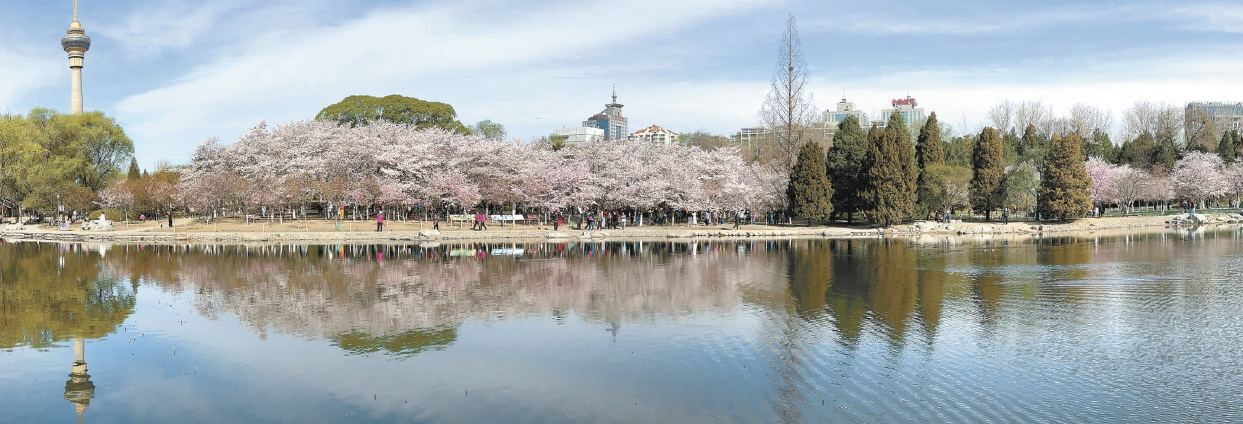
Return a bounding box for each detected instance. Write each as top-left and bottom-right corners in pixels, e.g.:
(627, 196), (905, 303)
(891, 96), (917, 107)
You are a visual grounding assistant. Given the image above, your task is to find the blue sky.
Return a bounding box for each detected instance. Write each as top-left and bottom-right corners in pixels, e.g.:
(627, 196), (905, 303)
(3, 0), (1243, 168)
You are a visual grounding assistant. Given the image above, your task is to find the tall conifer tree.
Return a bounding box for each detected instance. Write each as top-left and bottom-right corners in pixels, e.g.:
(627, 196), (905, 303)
(970, 127), (1005, 220)
(127, 158), (141, 180)
(915, 112), (944, 218)
(865, 112), (916, 226)
(826, 116), (868, 222)
(1038, 134), (1093, 220)
(787, 141), (834, 221)
(1218, 131), (1236, 164)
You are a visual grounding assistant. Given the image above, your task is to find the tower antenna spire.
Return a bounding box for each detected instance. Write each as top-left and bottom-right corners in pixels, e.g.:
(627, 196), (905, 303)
(73, 0), (78, 22)
(612, 85), (617, 104)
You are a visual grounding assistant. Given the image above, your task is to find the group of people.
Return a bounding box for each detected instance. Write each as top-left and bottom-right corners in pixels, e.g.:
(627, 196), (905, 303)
(582, 211), (626, 231)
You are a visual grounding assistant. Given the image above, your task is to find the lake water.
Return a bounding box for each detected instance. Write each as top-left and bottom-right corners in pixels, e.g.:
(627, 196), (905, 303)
(2, 229), (1242, 423)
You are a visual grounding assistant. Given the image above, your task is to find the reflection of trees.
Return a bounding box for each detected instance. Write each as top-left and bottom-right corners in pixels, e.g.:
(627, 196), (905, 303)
(99, 242), (788, 351)
(331, 328), (457, 357)
(0, 243), (135, 349)
(869, 240), (918, 347)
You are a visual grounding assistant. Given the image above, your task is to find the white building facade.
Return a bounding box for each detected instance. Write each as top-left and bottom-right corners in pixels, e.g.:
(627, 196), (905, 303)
(629, 124), (679, 145)
(822, 98), (870, 128)
(553, 126), (605, 144)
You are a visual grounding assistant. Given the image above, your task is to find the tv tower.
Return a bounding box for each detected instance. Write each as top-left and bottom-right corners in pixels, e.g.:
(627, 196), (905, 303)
(61, 0), (91, 114)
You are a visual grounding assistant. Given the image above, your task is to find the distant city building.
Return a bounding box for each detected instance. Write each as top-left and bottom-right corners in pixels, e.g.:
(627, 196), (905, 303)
(878, 96), (925, 128)
(822, 97), (870, 129)
(552, 126), (605, 144)
(629, 124), (679, 145)
(1186, 101), (1243, 134)
(583, 90), (629, 140)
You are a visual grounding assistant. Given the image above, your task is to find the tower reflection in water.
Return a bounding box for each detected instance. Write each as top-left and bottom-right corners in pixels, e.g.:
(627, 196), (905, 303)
(64, 337), (94, 424)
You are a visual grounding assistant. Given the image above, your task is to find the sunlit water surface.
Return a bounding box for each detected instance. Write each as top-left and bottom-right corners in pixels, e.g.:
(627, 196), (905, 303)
(2, 229), (1242, 423)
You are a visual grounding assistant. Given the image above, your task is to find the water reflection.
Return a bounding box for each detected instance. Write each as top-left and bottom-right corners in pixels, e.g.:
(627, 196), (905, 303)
(0, 228), (1240, 423)
(95, 241), (790, 355)
(0, 243), (134, 423)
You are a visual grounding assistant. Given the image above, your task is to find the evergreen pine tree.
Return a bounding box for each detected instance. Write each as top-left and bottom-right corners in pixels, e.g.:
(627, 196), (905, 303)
(1235, 130), (1243, 162)
(970, 127), (1005, 220)
(1151, 136), (1179, 173)
(865, 112), (916, 226)
(1218, 131), (1236, 164)
(915, 112), (944, 218)
(787, 141), (834, 221)
(1119, 132), (1155, 168)
(826, 116), (868, 222)
(1019, 124), (1040, 158)
(1038, 134), (1093, 221)
(127, 158), (141, 180)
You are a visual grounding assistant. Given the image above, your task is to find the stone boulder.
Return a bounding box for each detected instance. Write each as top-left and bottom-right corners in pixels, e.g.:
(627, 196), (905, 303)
(82, 220), (114, 231)
(418, 229), (442, 239)
(546, 231), (572, 239)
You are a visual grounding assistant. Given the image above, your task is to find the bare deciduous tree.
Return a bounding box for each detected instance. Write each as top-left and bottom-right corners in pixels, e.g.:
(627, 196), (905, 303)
(759, 14), (818, 171)
(1016, 100), (1055, 138)
(1123, 100), (1183, 144)
(1066, 103), (1114, 140)
(986, 100), (1016, 134)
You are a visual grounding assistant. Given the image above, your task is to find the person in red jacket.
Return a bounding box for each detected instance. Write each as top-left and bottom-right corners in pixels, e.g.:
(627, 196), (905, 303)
(376, 211), (384, 232)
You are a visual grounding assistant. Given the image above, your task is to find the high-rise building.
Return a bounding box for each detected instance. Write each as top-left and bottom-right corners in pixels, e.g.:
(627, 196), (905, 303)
(879, 96), (925, 127)
(61, 0), (91, 115)
(583, 90), (628, 140)
(822, 97), (870, 129)
(629, 124), (679, 145)
(1186, 101), (1243, 135)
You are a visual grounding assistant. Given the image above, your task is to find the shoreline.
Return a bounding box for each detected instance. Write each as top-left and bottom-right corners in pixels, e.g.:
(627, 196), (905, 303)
(2, 213), (1239, 245)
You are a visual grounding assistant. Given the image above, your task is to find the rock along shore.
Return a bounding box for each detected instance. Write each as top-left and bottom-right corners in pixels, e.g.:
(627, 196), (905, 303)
(3, 213), (1238, 245)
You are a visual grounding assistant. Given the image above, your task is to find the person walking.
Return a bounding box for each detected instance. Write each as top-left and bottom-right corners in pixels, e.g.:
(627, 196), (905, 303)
(167, 211), (173, 229)
(376, 210), (384, 232)
(433, 213), (440, 231)
(479, 212), (488, 231)
(554, 213), (561, 231)
(1002, 207), (1010, 225)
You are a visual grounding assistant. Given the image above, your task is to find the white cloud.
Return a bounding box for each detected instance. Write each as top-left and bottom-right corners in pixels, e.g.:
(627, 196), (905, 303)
(113, 0), (778, 164)
(0, 49), (59, 111)
(93, 1), (244, 55)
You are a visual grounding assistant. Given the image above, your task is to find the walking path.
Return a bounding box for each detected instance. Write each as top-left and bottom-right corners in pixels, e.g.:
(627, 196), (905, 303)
(2, 213), (1239, 244)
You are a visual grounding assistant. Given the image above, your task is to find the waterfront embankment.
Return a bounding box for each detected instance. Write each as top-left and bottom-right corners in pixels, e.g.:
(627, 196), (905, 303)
(2, 213), (1240, 244)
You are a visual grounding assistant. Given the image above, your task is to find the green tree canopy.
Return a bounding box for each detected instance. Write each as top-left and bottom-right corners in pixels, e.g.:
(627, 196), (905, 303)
(826, 116), (868, 222)
(127, 157), (141, 180)
(1083, 129), (1118, 164)
(1038, 134), (1092, 221)
(915, 112), (944, 218)
(1217, 130), (1236, 164)
(970, 127), (1005, 220)
(787, 140), (834, 221)
(1119, 131), (1155, 168)
(865, 112), (916, 226)
(468, 119), (507, 141)
(921, 164), (972, 217)
(0, 109), (134, 217)
(315, 94), (470, 134)
(945, 134), (975, 168)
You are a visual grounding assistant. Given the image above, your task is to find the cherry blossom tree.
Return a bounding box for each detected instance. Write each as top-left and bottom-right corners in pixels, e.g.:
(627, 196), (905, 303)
(1110, 165), (1150, 215)
(184, 119), (789, 223)
(1084, 156), (1117, 213)
(96, 180), (134, 223)
(1172, 152), (1227, 209)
